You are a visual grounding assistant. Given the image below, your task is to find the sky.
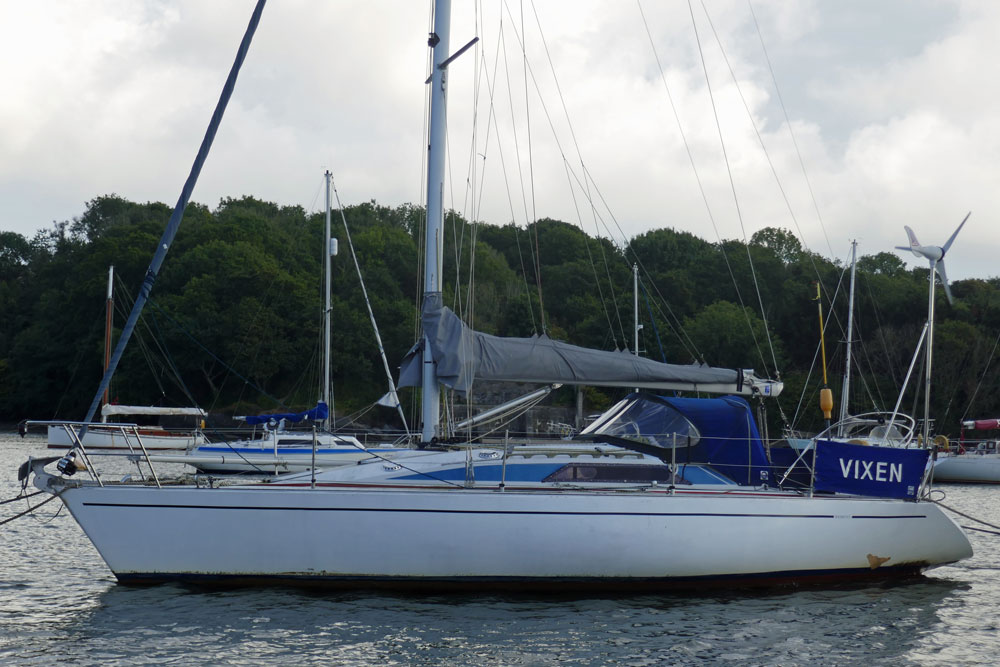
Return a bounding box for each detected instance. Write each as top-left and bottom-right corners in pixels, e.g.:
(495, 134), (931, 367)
(1, 0), (997, 281)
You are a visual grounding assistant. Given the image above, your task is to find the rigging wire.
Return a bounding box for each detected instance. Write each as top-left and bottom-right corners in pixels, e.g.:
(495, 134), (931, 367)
(113, 276), (196, 407)
(143, 298), (289, 410)
(521, 0), (544, 333)
(789, 264), (849, 429)
(747, 0), (835, 260)
(498, 10), (539, 333)
(634, 0), (754, 365)
(960, 327), (1000, 422)
(561, 159), (622, 347)
(499, 0), (706, 363)
(686, 0), (776, 379)
(331, 177), (412, 435)
(639, 280), (668, 362)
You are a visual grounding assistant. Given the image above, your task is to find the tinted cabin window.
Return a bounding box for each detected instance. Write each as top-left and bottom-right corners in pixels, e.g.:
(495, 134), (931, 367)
(543, 463), (689, 484)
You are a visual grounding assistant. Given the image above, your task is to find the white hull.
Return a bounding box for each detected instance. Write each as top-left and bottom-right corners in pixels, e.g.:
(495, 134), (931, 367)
(48, 479), (970, 589)
(933, 453), (1000, 483)
(47, 425), (202, 451)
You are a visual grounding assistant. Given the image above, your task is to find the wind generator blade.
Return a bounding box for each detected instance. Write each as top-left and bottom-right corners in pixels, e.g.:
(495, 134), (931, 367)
(903, 226), (923, 257)
(936, 259), (955, 305)
(942, 211), (971, 254)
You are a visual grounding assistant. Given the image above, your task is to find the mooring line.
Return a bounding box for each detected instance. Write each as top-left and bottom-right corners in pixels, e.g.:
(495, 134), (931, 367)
(0, 491), (63, 528)
(962, 525), (1000, 537)
(933, 498), (1000, 536)
(0, 489), (45, 505)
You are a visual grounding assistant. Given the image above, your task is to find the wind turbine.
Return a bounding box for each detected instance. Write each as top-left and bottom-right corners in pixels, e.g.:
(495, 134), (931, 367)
(895, 212), (970, 304)
(894, 212), (970, 450)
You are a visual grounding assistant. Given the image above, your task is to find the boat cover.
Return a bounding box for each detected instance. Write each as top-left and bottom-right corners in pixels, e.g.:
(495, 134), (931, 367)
(398, 294), (781, 396)
(244, 402), (329, 426)
(581, 393), (772, 485)
(102, 404), (206, 417)
(963, 419), (1000, 430)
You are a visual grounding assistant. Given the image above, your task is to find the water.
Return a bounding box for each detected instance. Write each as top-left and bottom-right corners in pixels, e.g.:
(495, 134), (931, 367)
(2, 434), (999, 665)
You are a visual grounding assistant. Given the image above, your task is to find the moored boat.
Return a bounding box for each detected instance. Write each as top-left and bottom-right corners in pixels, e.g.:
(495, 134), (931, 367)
(23, 392), (971, 588)
(933, 419), (1000, 483)
(46, 404), (205, 451)
(17, 0), (972, 592)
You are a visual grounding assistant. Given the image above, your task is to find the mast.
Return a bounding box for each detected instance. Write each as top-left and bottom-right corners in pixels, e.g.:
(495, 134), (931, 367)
(634, 263), (640, 394)
(923, 259), (937, 446)
(78, 0), (266, 433)
(102, 265), (114, 421)
(421, 0), (451, 443)
(633, 263), (640, 357)
(324, 170), (333, 431)
(837, 241), (857, 434)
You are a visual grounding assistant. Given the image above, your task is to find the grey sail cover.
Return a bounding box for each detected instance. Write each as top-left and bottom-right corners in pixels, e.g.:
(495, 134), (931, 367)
(398, 295), (782, 397)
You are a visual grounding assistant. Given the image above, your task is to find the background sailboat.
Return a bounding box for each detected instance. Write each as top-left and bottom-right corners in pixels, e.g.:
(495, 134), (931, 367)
(45, 265), (205, 451)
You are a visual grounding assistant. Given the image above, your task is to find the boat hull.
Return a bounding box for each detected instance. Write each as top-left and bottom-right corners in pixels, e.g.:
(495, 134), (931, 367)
(47, 425), (202, 451)
(50, 482), (971, 590)
(933, 453), (1000, 483)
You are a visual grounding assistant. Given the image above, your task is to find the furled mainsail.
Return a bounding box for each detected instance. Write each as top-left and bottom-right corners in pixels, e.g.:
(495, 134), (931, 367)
(398, 295), (782, 397)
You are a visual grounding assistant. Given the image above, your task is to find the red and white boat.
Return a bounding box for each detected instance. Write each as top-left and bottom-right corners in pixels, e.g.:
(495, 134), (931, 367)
(47, 404), (205, 451)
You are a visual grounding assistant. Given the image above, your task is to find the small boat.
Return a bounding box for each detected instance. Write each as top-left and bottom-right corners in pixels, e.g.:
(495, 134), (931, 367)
(182, 402), (405, 474)
(181, 170), (410, 474)
(44, 265), (206, 451)
(933, 419), (1000, 483)
(46, 404), (205, 451)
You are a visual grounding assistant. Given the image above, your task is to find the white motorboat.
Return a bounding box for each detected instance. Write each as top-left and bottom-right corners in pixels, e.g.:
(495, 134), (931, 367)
(933, 419), (1000, 483)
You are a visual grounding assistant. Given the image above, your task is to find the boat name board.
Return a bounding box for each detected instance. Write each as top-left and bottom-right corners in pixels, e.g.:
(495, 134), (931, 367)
(813, 440), (929, 499)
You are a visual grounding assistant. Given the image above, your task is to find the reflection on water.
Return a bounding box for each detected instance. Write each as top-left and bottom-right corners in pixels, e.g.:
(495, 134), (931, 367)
(2, 435), (997, 665)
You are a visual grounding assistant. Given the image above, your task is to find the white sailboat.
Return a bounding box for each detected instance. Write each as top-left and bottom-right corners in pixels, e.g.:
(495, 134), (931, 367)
(181, 171), (408, 474)
(19, 0), (971, 590)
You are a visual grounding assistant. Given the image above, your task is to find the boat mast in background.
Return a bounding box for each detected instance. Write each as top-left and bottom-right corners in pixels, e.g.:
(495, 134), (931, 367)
(837, 241), (857, 435)
(323, 170), (334, 431)
(102, 265), (114, 421)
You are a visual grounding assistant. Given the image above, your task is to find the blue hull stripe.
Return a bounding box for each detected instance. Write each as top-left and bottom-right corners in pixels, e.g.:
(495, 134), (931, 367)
(79, 502), (928, 520)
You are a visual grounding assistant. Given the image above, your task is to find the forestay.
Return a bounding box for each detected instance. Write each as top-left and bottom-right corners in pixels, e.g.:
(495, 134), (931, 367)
(399, 295), (782, 397)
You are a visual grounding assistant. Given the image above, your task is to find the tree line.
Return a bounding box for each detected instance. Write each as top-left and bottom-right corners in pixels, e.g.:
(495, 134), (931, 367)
(1, 194), (998, 438)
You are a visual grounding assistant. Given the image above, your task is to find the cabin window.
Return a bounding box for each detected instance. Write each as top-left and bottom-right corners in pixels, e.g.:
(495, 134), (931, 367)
(543, 463), (689, 484)
(580, 397), (700, 450)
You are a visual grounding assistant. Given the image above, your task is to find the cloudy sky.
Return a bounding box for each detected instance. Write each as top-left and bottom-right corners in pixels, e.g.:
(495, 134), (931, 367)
(1, 0), (996, 280)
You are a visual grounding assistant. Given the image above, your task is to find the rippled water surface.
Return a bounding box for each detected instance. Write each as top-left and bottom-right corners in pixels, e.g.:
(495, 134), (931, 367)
(3, 435), (999, 665)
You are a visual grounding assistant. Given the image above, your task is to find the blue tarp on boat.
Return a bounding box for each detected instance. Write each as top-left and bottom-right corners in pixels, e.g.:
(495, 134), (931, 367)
(582, 393), (771, 485)
(245, 401), (329, 426)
